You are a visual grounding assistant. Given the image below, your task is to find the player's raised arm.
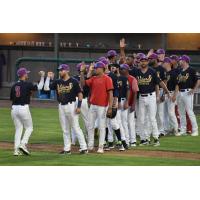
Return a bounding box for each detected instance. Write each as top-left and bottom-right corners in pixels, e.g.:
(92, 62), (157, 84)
(44, 71), (55, 91)
(37, 71), (45, 90)
(119, 38), (126, 64)
(87, 63), (94, 78)
(80, 63), (87, 87)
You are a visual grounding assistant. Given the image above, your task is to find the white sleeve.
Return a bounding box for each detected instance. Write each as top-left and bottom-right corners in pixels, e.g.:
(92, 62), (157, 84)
(37, 76), (45, 90)
(44, 77), (51, 91)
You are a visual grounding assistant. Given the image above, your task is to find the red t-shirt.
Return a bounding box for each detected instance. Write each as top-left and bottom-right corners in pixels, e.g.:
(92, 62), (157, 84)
(128, 75), (139, 106)
(86, 74), (113, 106)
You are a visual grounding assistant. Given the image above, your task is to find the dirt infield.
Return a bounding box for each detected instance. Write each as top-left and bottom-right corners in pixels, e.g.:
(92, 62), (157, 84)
(1, 141), (200, 161)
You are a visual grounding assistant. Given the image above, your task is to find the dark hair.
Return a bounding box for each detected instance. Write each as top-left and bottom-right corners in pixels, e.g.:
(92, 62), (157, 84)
(108, 55), (115, 60)
(127, 54), (134, 59)
(108, 63), (120, 69)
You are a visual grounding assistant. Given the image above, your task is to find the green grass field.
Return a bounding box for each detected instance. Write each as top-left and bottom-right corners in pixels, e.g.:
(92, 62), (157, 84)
(0, 107), (200, 166)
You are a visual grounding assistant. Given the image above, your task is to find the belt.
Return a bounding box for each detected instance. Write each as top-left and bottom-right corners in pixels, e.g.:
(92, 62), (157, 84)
(60, 101), (74, 105)
(12, 104), (28, 106)
(180, 89), (190, 92)
(140, 93), (153, 97)
(121, 98), (126, 100)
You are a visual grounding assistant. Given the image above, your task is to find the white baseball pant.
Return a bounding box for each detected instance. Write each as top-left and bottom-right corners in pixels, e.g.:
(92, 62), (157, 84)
(59, 102), (87, 151)
(164, 92), (178, 132)
(119, 99), (129, 144)
(107, 117), (120, 142)
(138, 92), (159, 140)
(11, 105), (33, 151)
(87, 104), (107, 149)
(135, 99), (140, 135)
(178, 90), (198, 133)
(71, 98), (89, 144)
(116, 109), (126, 141)
(128, 109), (136, 143)
(156, 89), (165, 134)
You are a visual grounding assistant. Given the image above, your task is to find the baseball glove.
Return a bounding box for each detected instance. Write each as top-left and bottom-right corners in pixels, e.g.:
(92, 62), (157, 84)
(106, 107), (118, 119)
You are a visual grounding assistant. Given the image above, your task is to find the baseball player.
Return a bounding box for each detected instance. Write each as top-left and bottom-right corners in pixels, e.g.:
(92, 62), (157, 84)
(162, 57), (179, 135)
(80, 61), (114, 154)
(44, 64), (88, 154)
(120, 63), (139, 147)
(10, 67), (45, 156)
(95, 57), (126, 151)
(156, 49), (165, 65)
(136, 55), (171, 146)
(107, 50), (118, 64)
(148, 53), (167, 136)
(71, 63), (90, 145)
(177, 55), (199, 136)
(170, 55), (193, 134)
(104, 62), (128, 151)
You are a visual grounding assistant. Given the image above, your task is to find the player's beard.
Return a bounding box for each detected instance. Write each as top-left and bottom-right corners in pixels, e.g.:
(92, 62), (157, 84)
(141, 64), (147, 69)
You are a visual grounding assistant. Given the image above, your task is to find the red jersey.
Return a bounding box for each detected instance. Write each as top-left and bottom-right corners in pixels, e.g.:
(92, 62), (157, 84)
(128, 75), (139, 106)
(86, 74), (113, 106)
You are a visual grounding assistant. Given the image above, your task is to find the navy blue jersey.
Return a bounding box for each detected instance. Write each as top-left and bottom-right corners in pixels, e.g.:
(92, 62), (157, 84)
(136, 67), (161, 94)
(178, 67), (199, 90)
(173, 66), (182, 76)
(129, 67), (139, 78)
(10, 80), (38, 105)
(73, 75), (90, 98)
(166, 70), (178, 91)
(108, 72), (119, 97)
(117, 75), (129, 101)
(50, 77), (81, 104)
(152, 65), (166, 81)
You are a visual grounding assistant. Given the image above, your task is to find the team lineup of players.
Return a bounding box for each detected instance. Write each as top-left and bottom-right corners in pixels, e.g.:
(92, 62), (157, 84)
(10, 38), (200, 156)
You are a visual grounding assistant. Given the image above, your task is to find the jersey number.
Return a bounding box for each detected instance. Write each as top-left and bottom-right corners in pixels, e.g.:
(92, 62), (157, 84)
(15, 86), (21, 97)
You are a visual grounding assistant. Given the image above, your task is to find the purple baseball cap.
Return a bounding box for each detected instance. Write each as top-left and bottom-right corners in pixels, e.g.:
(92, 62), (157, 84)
(97, 57), (106, 61)
(97, 57), (109, 65)
(140, 55), (149, 61)
(57, 64), (70, 71)
(107, 50), (117, 58)
(179, 55), (190, 63)
(163, 57), (172, 64)
(94, 61), (105, 69)
(156, 49), (165, 55)
(120, 63), (129, 70)
(136, 53), (145, 59)
(17, 67), (30, 77)
(148, 53), (158, 60)
(170, 55), (179, 61)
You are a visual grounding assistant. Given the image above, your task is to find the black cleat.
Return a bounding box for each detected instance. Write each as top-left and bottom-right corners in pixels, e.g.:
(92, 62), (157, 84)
(122, 140), (129, 150)
(79, 149), (88, 154)
(104, 143), (110, 151)
(59, 150), (71, 155)
(108, 142), (114, 149)
(139, 140), (149, 146)
(153, 138), (160, 146)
